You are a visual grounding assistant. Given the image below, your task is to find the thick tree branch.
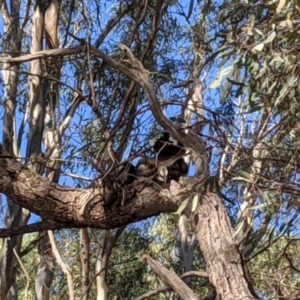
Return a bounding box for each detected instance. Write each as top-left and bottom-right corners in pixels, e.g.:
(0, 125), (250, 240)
(0, 144), (193, 236)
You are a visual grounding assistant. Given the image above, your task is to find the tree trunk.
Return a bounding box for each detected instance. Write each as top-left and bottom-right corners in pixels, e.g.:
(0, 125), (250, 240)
(34, 233), (55, 300)
(26, 0), (45, 165)
(0, 0), (24, 298)
(27, 1), (57, 299)
(95, 230), (109, 300)
(192, 192), (256, 300)
(179, 214), (196, 287)
(80, 229), (90, 300)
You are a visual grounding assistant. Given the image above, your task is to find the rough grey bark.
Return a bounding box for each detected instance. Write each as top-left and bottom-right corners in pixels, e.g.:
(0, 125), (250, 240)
(192, 193), (256, 300)
(0, 151), (189, 232)
(179, 80), (204, 288)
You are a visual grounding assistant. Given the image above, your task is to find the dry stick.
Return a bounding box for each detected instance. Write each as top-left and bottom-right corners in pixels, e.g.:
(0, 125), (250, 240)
(140, 251), (199, 300)
(47, 231), (75, 300)
(137, 270), (209, 300)
(0, 46), (85, 64)
(13, 247), (31, 300)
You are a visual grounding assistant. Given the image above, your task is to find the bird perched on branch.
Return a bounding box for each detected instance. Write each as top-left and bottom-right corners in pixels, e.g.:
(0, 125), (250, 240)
(136, 131), (189, 182)
(149, 131), (185, 158)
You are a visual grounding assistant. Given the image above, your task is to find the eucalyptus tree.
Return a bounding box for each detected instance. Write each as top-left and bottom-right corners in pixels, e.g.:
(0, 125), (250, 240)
(1, 0), (300, 299)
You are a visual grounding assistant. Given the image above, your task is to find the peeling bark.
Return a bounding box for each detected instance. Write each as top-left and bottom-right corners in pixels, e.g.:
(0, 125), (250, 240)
(179, 214), (196, 287)
(192, 193), (257, 300)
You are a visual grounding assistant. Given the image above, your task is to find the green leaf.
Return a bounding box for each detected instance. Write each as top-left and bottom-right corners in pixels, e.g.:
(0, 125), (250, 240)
(264, 31), (276, 44)
(265, 0), (278, 6)
(174, 198), (189, 215)
(232, 176), (254, 183)
(249, 62), (259, 73)
(209, 78), (221, 89)
(287, 76), (297, 87)
(275, 0), (286, 15)
(279, 19), (291, 28)
(248, 203), (267, 211)
(253, 28), (264, 36)
(236, 170), (254, 183)
(267, 81), (278, 94)
(192, 194), (199, 212)
(217, 49), (235, 67)
(253, 43), (264, 51)
(275, 84), (288, 106)
(269, 56), (285, 70)
(254, 63), (267, 79)
(289, 129), (296, 140)
(209, 66), (233, 89)
(233, 220), (245, 238)
(245, 193), (262, 201)
(170, 116), (186, 123)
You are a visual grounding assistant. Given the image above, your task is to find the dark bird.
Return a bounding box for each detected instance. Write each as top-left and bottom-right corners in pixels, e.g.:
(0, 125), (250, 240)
(150, 130), (189, 180)
(149, 131), (185, 159)
(135, 131), (189, 183)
